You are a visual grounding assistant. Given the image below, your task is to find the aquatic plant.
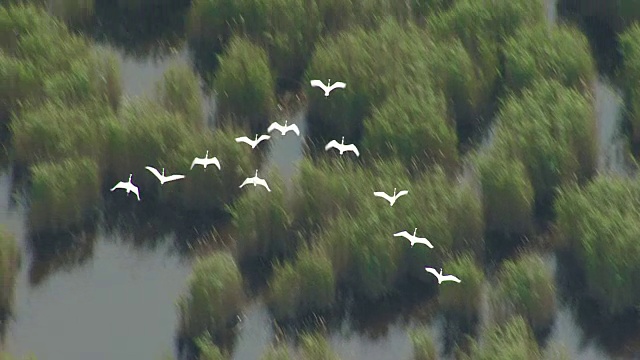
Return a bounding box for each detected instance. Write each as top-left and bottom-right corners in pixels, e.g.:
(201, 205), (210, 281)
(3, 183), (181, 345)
(261, 344), (292, 360)
(155, 62), (204, 128)
(438, 253), (484, 323)
(503, 24), (596, 94)
(362, 81), (459, 170)
(178, 252), (244, 339)
(213, 36), (276, 133)
(477, 149), (534, 236)
(49, 0), (95, 26)
(554, 176), (640, 315)
(462, 316), (541, 360)
(0, 227), (20, 316)
(409, 326), (438, 360)
(298, 332), (339, 360)
(227, 169), (294, 261)
(619, 23), (640, 144)
(194, 334), (227, 360)
(28, 157), (101, 233)
(491, 253), (556, 331)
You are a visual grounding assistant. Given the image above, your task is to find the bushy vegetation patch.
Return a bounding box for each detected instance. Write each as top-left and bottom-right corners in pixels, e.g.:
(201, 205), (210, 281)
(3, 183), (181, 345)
(178, 252), (244, 339)
(554, 176), (640, 315)
(438, 253), (484, 323)
(462, 316), (541, 360)
(29, 157), (101, 233)
(298, 332), (339, 360)
(155, 62), (204, 128)
(409, 326), (438, 360)
(194, 335), (227, 360)
(261, 343), (292, 360)
(0, 227), (20, 315)
(619, 24), (640, 145)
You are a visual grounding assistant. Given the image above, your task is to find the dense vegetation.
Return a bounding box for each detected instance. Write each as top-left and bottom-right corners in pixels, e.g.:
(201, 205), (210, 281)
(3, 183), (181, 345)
(1, 0), (640, 359)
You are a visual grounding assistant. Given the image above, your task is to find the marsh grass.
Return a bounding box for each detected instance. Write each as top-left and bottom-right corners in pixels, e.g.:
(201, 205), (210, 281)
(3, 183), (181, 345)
(619, 24), (640, 144)
(213, 36), (276, 133)
(155, 62), (203, 128)
(28, 157), (101, 233)
(298, 332), (339, 360)
(462, 316), (541, 360)
(194, 334), (227, 360)
(438, 253), (484, 324)
(178, 252), (244, 339)
(261, 343), (292, 360)
(49, 0), (95, 26)
(409, 326), (438, 360)
(0, 227), (20, 316)
(491, 253), (556, 331)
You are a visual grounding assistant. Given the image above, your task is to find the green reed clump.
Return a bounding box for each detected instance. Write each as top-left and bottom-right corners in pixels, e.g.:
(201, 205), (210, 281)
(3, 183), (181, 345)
(267, 246), (336, 320)
(16, 29), (90, 75)
(411, 0), (453, 20)
(261, 344), (292, 360)
(503, 24), (596, 94)
(462, 316), (541, 360)
(409, 327), (438, 360)
(195, 335), (227, 360)
(157, 126), (254, 211)
(11, 100), (116, 167)
(0, 4), (64, 54)
(362, 81), (459, 170)
(477, 149), (534, 236)
(491, 253), (556, 331)
(554, 176), (640, 315)
(227, 169), (293, 261)
(155, 62), (203, 128)
(542, 341), (571, 360)
(0, 54), (40, 117)
(178, 252), (244, 339)
(299, 332), (339, 360)
(438, 253), (484, 323)
(49, 0), (95, 26)
(491, 79), (596, 207)
(619, 24), (640, 144)
(0, 227), (20, 315)
(29, 157), (101, 233)
(213, 36), (276, 132)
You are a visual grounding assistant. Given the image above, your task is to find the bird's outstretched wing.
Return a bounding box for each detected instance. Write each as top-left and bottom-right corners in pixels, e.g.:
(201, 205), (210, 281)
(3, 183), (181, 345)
(257, 135), (271, 143)
(325, 140), (339, 151)
(424, 267), (440, 279)
(131, 187), (141, 201)
(329, 82), (346, 91)
(190, 158), (202, 170)
(235, 136), (251, 144)
(256, 179), (271, 192)
(310, 80), (327, 91)
(393, 231), (410, 239)
(164, 174), (185, 182)
(267, 122), (282, 134)
(211, 158), (221, 170)
(345, 144), (360, 156)
(286, 124), (300, 136)
(110, 182), (126, 191)
(239, 178), (251, 188)
(441, 275), (461, 283)
(397, 190), (408, 198)
(416, 238), (434, 249)
(145, 166), (163, 180)
(374, 191), (392, 203)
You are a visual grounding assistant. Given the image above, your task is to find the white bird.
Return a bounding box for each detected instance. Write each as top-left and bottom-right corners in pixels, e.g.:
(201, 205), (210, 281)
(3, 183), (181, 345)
(110, 174), (140, 201)
(190, 150), (221, 170)
(239, 170), (271, 192)
(374, 188), (408, 206)
(324, 136), (359, 157)
(310, 79), (346, 97)
(145, 166), (185, 184)
(393, 228), (434, 248)
(235, 134), (271, 149)
(424, 267), (461, 284)
(267, 120), (300, 136)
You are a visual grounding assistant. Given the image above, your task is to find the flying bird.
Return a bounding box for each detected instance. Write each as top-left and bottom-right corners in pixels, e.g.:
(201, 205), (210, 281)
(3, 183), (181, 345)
(267, 120), (300, 136)
(190, 150), (221, 170)
(374, 188), (408, 206)
(235, 134), (271, 149)
(310, 79), (346, 97)
(110, 174), (140, 201)
(324, 137), (359, 157)
(393, 228), (434, 248)
(424, 267), (461, 284)
(239, 170), (271, 192)
(145, 166), (185, 184)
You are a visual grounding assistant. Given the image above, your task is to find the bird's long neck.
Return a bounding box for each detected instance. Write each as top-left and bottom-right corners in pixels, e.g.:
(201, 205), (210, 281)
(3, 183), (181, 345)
(254, 134), (258, 141)
(255, 170), (258, 177)
(413, 228), (417, 237)
(284, 120), (288, 126)
(161, 168), (165, 176)
(128, 174), (132, 182)
(440, 268), (443, 276)
(328, 79), (331, 86)
(341, 136), (344, 145)
(393, 188), (397, 196)
(205, 150), (209, 158)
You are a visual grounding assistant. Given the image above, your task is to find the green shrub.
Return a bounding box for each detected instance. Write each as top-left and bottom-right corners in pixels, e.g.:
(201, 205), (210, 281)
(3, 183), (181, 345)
(0, 4), (65, 55)
(409, 327), (438, 360)
(261, 344), (292, 360)
(195, 335), (227, 360)
(29, 157), (101, 233)
(178, 252), (244, 339)
(227, 169), (293, 260)
(503, 24), (596, 94)
(155, 62), (203, 128)
(49, 0), (95, 26)
(491, 79), (596, 206)
(477, 149), (534, 235)
(0, 55), (41, 117)
(16, 29), (90, 74)
(362, 82), (459, 170)
(491, 253), (556, 331)
(554, 176), (640, 315)
(0, 227), (20, 315)
(299, 333), (339, 360)
(619, 24), (640, 144)
(463, 316), (541, 360)
(213, 36), (276, 132)
(438, 253), (484, 322)
(11, 100), (116, 167)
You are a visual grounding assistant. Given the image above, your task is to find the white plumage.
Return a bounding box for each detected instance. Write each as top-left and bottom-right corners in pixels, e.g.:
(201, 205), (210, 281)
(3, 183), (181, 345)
(393, 228), (434, 248)
(324, 136), (359, 157)
(110, 174), (140, 201)
(239, 170), (271, 192)
(235, 134), (271, 149)
(267, 120), (300, 136)
(373, 188), (408, 206)
(424, 267), (461, 284)
(190, 150), (221, 170)
(145, 166), (185, 184)
(310, 79), (346, 97)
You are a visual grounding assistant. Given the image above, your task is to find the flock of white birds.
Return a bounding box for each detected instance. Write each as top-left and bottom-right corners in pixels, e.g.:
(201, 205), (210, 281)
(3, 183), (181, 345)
(110, 78), (460, 284)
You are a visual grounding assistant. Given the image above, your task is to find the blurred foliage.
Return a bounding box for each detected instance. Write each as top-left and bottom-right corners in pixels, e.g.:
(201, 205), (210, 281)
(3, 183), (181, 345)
(619, 24), (640, 145)
(155, 62), (204, 129)
(0, 226), (20, 315)
(462, 316), (541, 360)
(298, 332), (340, 360)
(438, 252), (484, 323)
(409, 326), (438, 360)
(261, 343), (292, 360)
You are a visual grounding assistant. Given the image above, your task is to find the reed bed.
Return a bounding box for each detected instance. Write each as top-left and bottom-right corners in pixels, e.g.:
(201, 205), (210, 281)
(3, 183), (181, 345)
(619, 24), (640, 144)
(462, 316), (541, 360)
(438, 253), (484, 323)
(261, 344), (292, 360)
(155, 62), (204, 129)
(409, 327), (438, 360)
(0, 227), (20, 316)
(298, 332), (340, 360)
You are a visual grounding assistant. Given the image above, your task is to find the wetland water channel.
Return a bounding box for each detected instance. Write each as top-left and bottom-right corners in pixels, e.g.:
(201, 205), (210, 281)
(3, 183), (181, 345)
(2, 1), (640, 359)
